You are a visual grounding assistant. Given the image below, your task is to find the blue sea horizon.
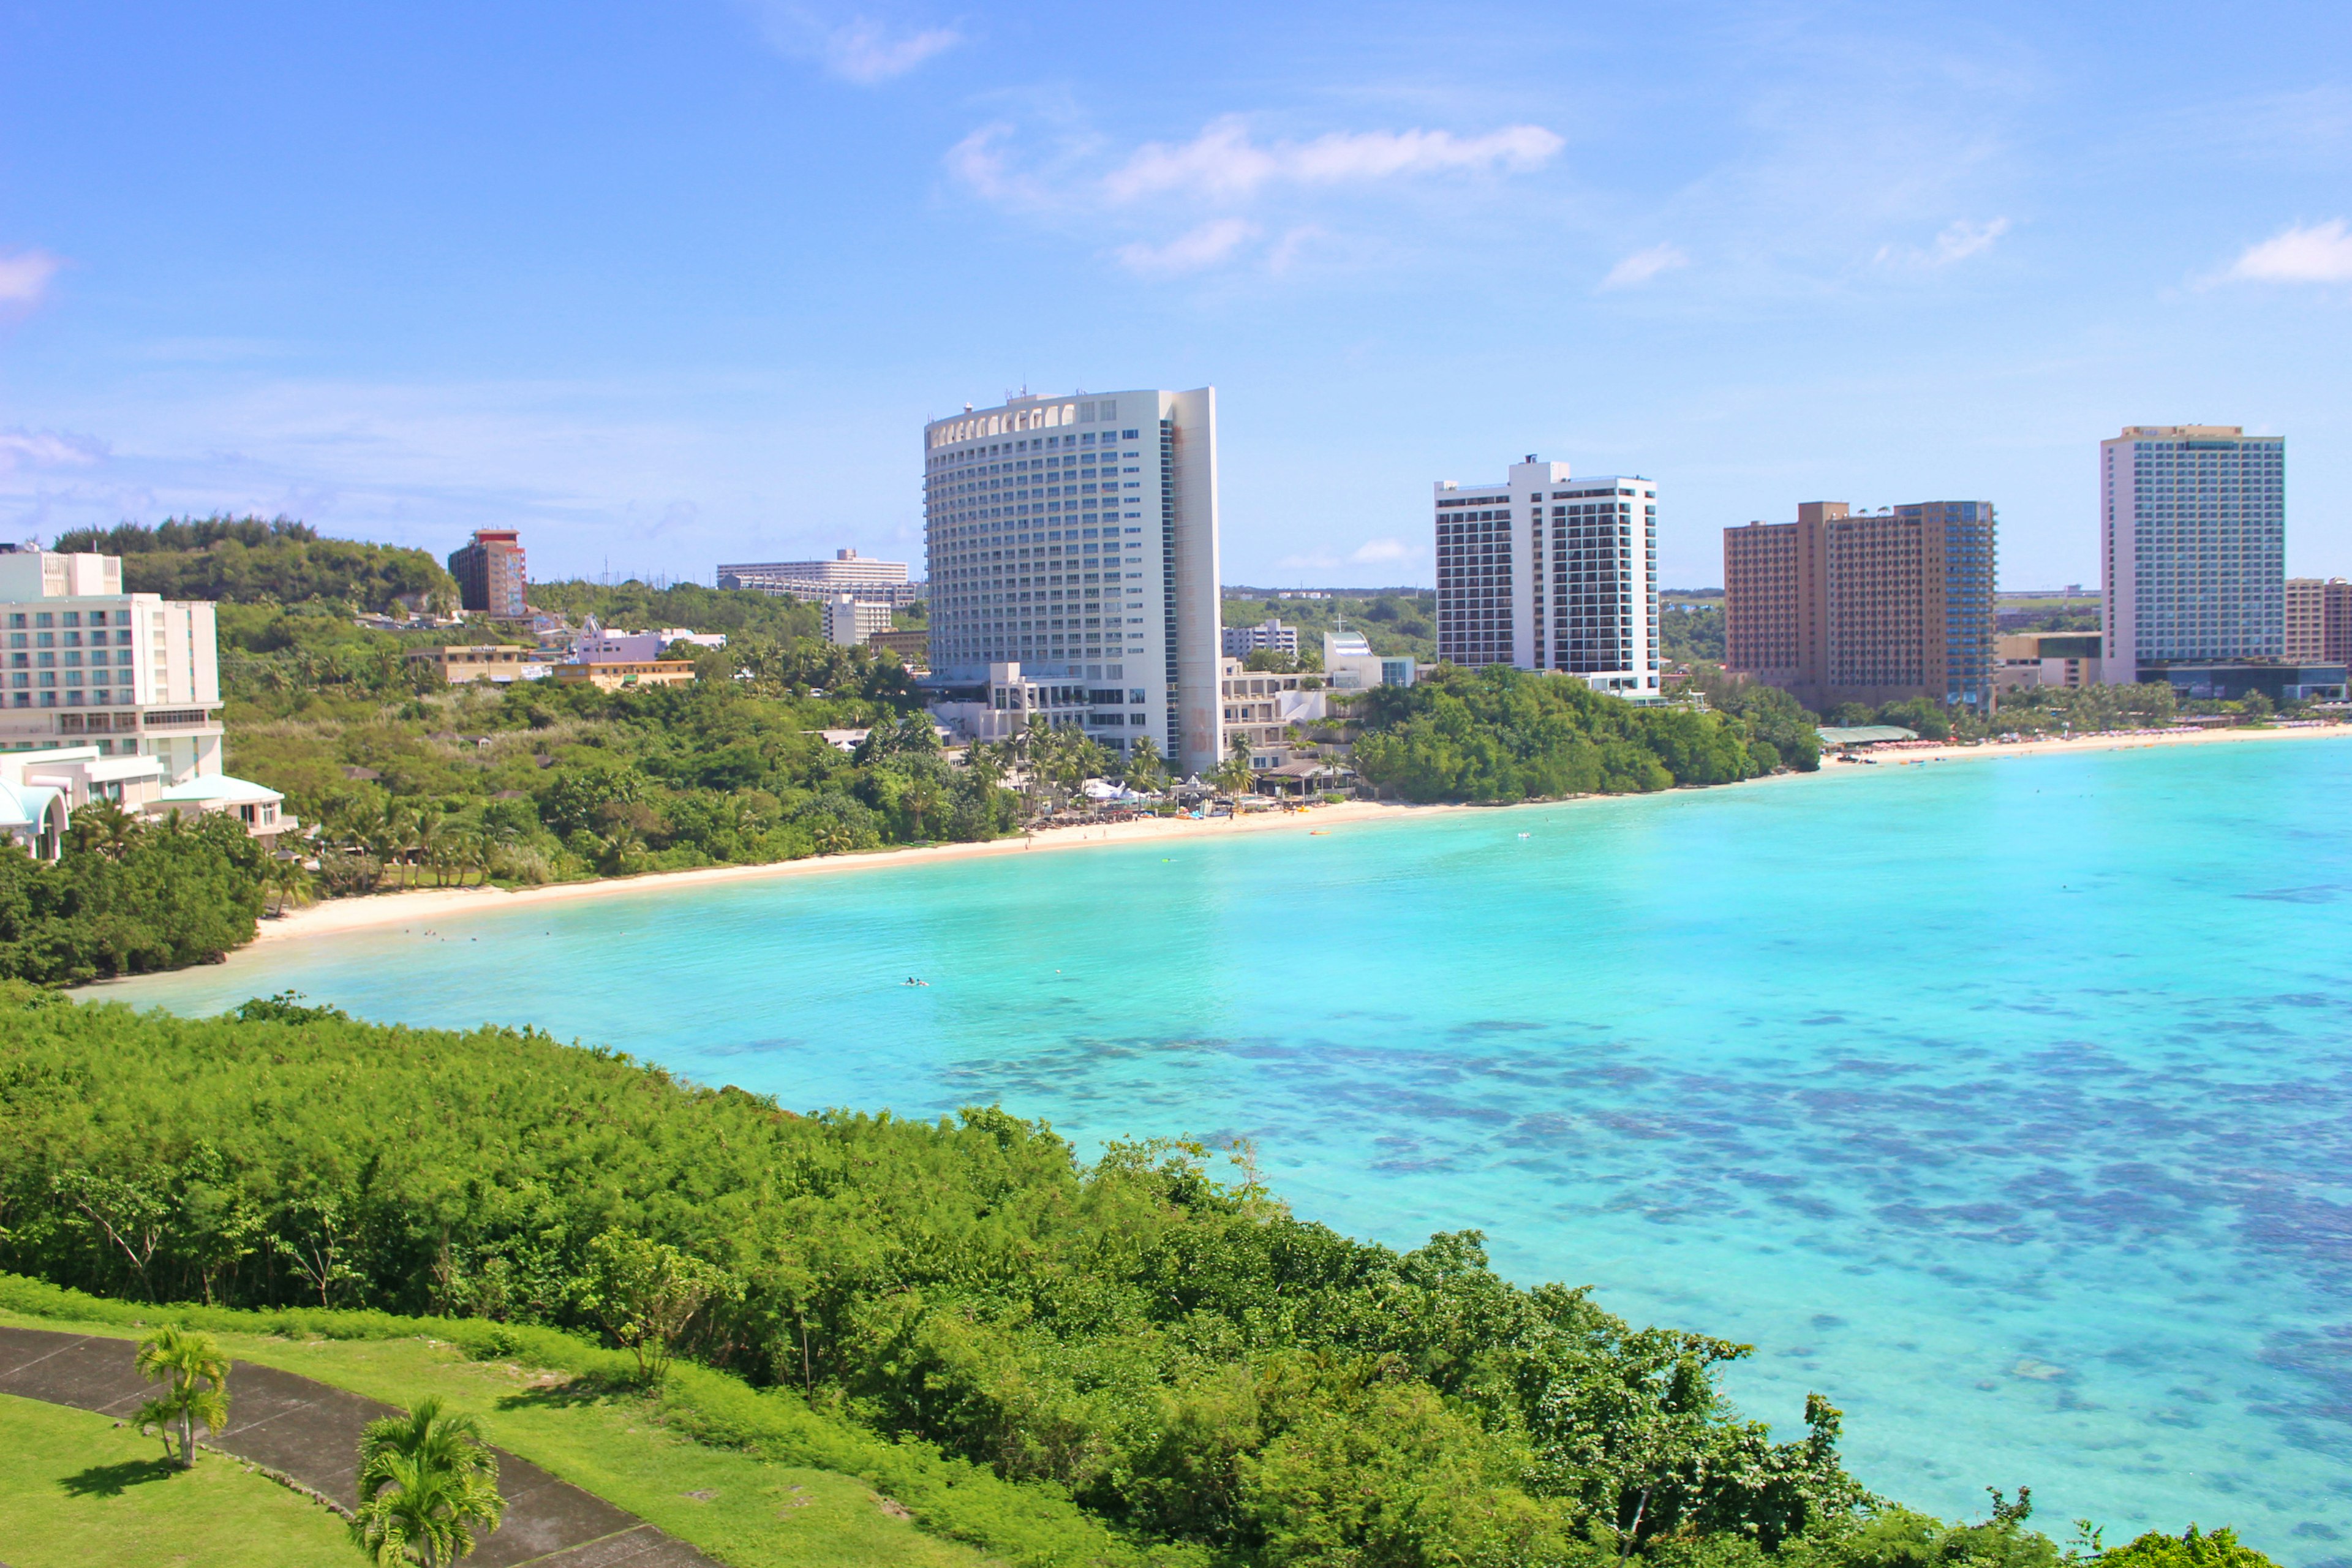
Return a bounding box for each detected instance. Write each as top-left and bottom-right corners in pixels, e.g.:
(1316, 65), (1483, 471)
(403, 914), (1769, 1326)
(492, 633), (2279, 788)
(107, 739), (2352, 1562)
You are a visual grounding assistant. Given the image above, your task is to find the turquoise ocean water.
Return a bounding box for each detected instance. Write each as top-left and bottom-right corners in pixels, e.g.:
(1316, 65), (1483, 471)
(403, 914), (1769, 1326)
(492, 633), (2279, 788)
(107, 739), (2352, 1560)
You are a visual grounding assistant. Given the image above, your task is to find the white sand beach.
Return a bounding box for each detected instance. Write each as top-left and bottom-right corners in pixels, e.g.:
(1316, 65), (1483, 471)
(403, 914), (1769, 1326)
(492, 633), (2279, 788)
(249, 720), (2352, 944)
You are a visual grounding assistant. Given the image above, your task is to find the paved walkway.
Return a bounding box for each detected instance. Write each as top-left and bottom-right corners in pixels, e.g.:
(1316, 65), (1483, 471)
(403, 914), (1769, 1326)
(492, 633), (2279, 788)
(0, 1324), (714, 1567)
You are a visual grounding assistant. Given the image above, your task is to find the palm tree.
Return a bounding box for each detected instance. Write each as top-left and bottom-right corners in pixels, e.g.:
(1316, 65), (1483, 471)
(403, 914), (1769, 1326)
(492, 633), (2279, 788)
(350, 1397), (505, 1567)
(264, 857), (317, 918)
(131, 1325), (231, 1469)
(1123, 734), (1167, 796)
(1216, 732), (1256, 799)
(902, 772), (946, 841)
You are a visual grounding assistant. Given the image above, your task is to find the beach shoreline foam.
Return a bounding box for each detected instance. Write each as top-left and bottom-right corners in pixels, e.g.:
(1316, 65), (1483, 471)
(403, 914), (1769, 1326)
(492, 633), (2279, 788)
(230, 719), (2352, 948)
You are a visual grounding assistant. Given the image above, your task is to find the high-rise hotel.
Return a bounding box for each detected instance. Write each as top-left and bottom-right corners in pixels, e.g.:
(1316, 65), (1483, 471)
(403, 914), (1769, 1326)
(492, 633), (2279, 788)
(1722, 500), (1996, 711)
(2097, 426), (2339, 701)
(1433, 457), (1660, 697)
(922, 388), (1224, 775)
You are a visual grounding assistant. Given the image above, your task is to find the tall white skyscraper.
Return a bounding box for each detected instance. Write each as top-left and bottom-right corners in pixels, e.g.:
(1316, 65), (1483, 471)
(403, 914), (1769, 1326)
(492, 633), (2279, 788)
(1433, 458), (1660, 697)
(923, 388), (1224, 775)
(2100, 426), (2285, 686)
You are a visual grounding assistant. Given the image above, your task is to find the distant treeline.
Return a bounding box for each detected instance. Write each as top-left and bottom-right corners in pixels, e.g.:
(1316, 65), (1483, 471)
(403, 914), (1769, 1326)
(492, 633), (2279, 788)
(51, 516), (455, 614)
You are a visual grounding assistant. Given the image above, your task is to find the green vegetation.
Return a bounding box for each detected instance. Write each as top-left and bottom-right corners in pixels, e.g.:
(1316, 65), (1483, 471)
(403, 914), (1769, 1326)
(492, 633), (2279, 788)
(53, 517), (457, 615)
(1660, 601), (1725, 663)
(0, 808), (265, 985)
(1349, 663), (1815, 803)
(216, 594), (1019, 891)
(0, 1389), (354, 1568)
(0, 987), (2176, 1568)
(353, 1396), (505, 1566)
(1221, 589), (1436, 665)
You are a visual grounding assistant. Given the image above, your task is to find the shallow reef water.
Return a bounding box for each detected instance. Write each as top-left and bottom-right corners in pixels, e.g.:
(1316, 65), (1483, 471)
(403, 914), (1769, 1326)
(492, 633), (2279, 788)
(110, 739), (2352, 1562)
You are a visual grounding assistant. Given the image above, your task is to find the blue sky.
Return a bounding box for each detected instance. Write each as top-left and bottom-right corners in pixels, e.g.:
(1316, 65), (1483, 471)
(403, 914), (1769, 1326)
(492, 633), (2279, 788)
(1, 1), (2348, 590)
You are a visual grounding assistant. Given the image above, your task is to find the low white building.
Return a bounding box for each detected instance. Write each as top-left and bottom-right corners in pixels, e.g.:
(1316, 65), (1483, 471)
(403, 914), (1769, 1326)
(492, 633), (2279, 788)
(1223, 617), (1299, 660)
(576, 624), (728, 662)
(0, 744), (292, 859)
(925, 660), (1152, 749)
(1219, 657), (1329, 768)
(826, 595), (896, 648)
(1322, 629), (1416, 691)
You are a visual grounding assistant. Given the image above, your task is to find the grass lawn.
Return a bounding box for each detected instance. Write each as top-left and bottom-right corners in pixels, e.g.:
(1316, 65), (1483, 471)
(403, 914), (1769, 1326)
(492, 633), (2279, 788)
(0, 1311), (992, 1568)
(0, 1389), (352, 1568)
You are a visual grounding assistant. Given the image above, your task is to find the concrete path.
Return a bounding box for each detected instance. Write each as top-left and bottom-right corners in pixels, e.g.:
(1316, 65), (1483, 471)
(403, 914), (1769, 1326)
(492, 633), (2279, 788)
(0, 1324), (716, 1567)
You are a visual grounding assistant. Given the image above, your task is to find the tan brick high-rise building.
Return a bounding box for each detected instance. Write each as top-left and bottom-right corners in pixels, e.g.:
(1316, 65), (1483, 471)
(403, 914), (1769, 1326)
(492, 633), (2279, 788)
(1721, 500), (1997, 712)
(2285, 578), (2351, 664)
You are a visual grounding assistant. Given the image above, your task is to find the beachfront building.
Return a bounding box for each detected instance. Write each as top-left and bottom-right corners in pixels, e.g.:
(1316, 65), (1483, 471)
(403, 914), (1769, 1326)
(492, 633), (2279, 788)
(447, 529), (528, 617)
(1322, 628), (1416, 691)
(1433, 457), (1660, 699)
(1223, 618), (1298, 660)
(921, 388), (1224, 776)
(1219, 657), (1328, 769)
(0, 546), (291, 844)
(1994, 632), (2105, 693)
(2098, 427), (2342, 699)
(717, 549), (924, 609)
(2285, 577), (2352, 665)
(1722, 500), (1998, 711)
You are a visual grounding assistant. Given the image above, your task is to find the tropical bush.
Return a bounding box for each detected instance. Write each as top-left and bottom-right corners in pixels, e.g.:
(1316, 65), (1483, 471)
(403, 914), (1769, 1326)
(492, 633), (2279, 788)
(0, 809), (266, 984)
(53, 517), (456, 614)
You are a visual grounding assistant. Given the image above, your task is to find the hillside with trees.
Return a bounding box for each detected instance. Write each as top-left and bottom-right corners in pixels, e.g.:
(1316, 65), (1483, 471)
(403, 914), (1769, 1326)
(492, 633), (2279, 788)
(1349, 663), (1819, 802)
(51, 517), (458, 614)
(4, 987), (2269, 1568)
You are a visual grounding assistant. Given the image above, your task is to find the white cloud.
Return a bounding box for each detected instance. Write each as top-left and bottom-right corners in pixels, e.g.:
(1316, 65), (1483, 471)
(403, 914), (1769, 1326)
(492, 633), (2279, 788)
(2226, 219), (2352, 284)
(0, 428), (103, 474)
(1115, 219), (1257, 277)
(0, 249), (62, 307)
(1600, 243), (1689, 290)
(1875, 217), (2010, 270)
(1275, 549), (1340, 572)
(1267, 225), (1323, 275)
(745, 5), (960, 85)
(1106, 116), (1562, 203)
(1351, 538), (1421, 565)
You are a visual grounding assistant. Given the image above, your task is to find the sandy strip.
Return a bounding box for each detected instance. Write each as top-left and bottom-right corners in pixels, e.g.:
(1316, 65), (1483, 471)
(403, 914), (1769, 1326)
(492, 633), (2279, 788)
(249, 797), (1436, 943)
(1825, 720), (2352, 769)
(246, 721), (2352, 945)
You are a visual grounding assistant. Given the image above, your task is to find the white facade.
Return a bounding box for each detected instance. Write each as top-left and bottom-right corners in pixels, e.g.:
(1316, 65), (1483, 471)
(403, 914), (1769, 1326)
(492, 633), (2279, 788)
(1322, 628), (1416, 692)
(0, 549), (225, 782)
(824, 595), (895, 647)
(923, 388), (1224, 775)
(1223, 618), (1298, 660)
(1433, 459), (1660, 697)
(2100, 426), (2286, 682)
(717, 549), (922, 607)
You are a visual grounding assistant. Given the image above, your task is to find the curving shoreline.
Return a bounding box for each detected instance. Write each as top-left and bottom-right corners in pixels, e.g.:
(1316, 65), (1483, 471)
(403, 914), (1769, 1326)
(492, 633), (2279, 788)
(232, 720), (2352, 948)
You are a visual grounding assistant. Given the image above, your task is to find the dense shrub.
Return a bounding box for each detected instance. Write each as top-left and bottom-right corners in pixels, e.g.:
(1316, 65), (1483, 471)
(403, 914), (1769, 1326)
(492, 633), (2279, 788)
(0, 812), (265, 984)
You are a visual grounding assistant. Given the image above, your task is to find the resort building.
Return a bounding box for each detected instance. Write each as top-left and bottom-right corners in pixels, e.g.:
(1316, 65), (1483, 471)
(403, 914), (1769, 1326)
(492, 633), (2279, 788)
(2098, 427), (2339, 699)
(0, 547), (228, 780)
(717, 549), (924, 609)
(921, 388), (1225, 775)
(0, 546), (290, 847)
(447, 529), (528, 617)
(824, 595), (896, 649)
(576, 626), (727, 662)
(1721, 500), (1998, 711)
(1994, 632), (2105, 693)
(1219, 657), (1328, 770)
(1322, 628), (1416, 691)
(405, 645), (551, 684)
(2285, 577), (2352, 665)
(1433, 457), (1660, 699)
(867, 627), (929, 668)
(1223, 618), (1299, 660)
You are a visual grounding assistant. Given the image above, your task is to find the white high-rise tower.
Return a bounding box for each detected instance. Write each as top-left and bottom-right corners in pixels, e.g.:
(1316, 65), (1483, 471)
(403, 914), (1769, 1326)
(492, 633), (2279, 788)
(923, 388), (1224, 775)
(2100, 426), (2285, 684)
(1433, 457), (1660, 697)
